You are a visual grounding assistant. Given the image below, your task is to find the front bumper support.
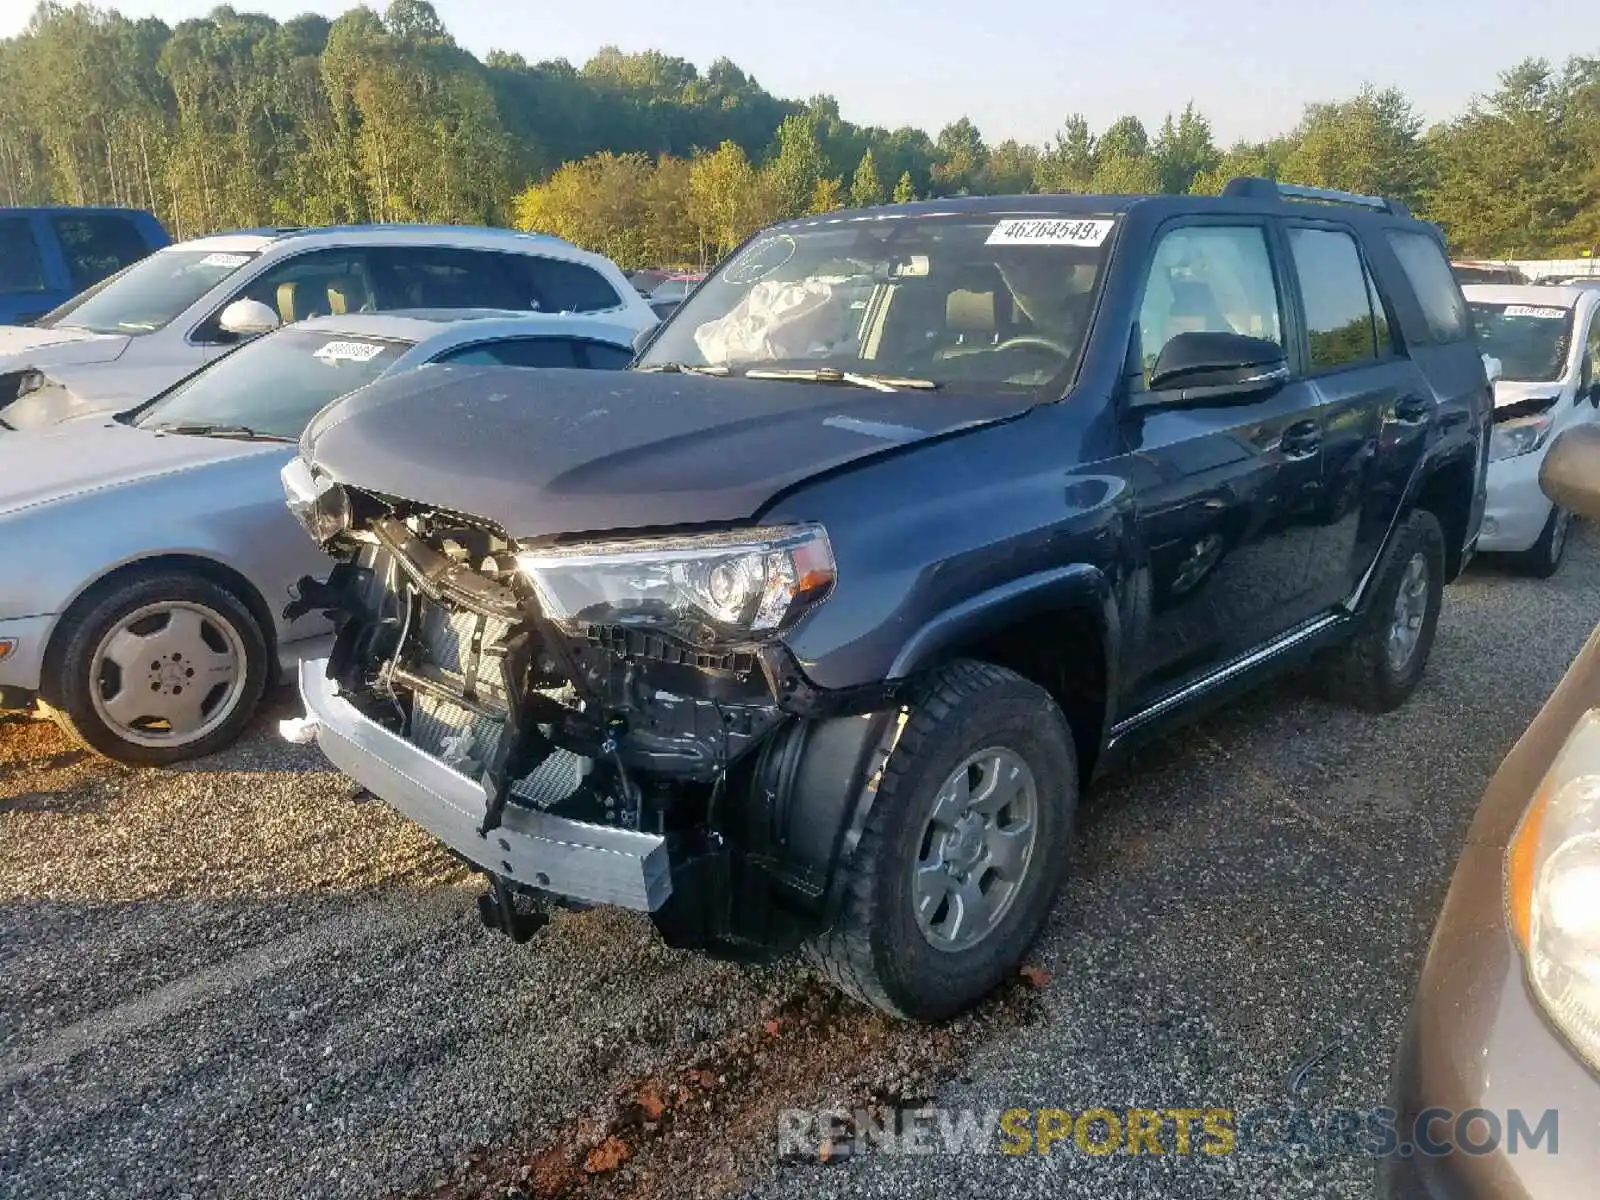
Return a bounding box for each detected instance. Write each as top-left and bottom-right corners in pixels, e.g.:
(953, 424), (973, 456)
(296, 658), (672, 912)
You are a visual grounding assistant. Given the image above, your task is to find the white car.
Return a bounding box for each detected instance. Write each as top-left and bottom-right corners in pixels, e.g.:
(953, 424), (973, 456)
(1466, 284), (1600, 576)
(0, 224), (655, 431)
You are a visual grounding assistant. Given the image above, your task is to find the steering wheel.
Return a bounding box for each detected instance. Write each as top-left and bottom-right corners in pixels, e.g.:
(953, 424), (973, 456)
(992, 334), (1075, 361)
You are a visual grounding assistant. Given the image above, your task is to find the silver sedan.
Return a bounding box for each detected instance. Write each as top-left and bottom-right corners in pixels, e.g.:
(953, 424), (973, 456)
(0, 308), (637, 763)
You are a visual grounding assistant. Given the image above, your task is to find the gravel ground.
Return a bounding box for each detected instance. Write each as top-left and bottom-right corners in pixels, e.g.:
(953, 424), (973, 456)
(2, 531), (1596, 1199)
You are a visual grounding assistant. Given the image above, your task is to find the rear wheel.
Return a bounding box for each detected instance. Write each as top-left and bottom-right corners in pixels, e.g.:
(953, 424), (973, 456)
(1516, 504), (1572, 579)
(43, 571), (267, 765)
(1320, 509), (1444, 713)
(807, 660), (1076, 1020)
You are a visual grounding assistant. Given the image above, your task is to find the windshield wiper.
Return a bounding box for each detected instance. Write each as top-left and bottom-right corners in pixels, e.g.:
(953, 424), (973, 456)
(150, 422), (293, 442)
(636, 362), (731, 377)
(743, 368), (940, 393)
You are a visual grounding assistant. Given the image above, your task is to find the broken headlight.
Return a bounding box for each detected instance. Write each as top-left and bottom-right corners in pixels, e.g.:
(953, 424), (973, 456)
(281, 456), (351, 545)
(517, 525), (835, 648)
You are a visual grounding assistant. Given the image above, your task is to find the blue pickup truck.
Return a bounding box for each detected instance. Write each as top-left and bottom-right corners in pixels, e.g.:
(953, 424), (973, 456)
(0, 207), (169, 324)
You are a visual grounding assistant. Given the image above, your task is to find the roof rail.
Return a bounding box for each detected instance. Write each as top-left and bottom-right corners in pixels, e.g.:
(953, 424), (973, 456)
(1221, 175), (1411, 219)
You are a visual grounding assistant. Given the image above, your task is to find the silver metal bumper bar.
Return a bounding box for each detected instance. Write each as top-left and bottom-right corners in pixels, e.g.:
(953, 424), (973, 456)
(295, 659), (672, 911)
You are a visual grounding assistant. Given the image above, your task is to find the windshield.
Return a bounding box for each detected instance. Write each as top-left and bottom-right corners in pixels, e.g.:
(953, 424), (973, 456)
(1469, 302), (1575, 383)
(135, 328), (411, 440)
(638, 214), (1114, 392)
(38, 247), (260, 335)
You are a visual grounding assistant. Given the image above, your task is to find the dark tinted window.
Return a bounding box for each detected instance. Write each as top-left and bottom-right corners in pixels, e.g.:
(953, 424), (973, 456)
(1388, 230), (1470, 343)
(516, 256), (623, 313)
(370, 247), (530, 311)
(580, 341), (634, 369)
(0, 218), (46, 294)
(1137, 224), (1284, 377)
(436, 337), (580, 368)
(52, 213), (150, 290)
(1289, 228), (1377, 369)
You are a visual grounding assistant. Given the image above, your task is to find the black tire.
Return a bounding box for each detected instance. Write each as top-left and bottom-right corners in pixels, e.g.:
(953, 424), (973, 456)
(1321, 508), (1444, 713)
(1515, 505), (1572, 579)
(42, 570), (268, 765)
(807, 660), (1077, 1021)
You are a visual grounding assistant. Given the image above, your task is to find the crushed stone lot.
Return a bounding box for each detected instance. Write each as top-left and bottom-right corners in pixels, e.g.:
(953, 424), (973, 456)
(4, 531), (1597, 1200)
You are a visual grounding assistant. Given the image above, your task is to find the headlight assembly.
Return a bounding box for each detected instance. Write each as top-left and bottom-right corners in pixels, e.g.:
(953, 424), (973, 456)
(517, 525), (835, 648)
(1508, 710), (1600, 1069)
(1490, 411), (1556, 462)
(280, 456), (351, 545)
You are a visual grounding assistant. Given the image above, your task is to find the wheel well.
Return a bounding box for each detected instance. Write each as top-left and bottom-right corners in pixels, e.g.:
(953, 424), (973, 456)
(1413, 455), (1475, 582)
(46, 555), (279, 682)
(946, 607), (1107, 786)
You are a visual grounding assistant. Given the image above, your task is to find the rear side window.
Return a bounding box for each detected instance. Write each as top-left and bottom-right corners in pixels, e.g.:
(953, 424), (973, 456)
(1289, 228), (1380, 369)
(438, 337), (580, 368)
(0, 218), (45, 294)
(515, 256), (623, 313)
(370, 247), (529, 312)
(51, 213), (150, 290)
(581, 341), (634, 369)
(1388, 230), (1470, 343)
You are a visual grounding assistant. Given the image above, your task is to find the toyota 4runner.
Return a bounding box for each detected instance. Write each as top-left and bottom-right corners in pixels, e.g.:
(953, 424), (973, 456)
(279, 178), (1490, 1020)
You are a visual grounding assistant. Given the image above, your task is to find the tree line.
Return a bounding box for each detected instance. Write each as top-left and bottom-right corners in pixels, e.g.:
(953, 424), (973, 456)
(2, 1), (1598, 268)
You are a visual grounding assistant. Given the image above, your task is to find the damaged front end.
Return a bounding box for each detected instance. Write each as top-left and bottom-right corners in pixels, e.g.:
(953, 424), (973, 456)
(280, 456), (867, 954)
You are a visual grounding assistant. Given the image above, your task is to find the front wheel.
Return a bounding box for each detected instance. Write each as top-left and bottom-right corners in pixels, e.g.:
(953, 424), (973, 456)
(42, 570), (268, 765)
(1320, 508), (1444, 713)
(1516, 505), (1572, 579)
(807, 660), (1076, 1020)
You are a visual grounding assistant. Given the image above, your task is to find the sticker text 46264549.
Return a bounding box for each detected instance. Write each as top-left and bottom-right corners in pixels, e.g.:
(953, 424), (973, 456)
(986, 218), (1116, 248)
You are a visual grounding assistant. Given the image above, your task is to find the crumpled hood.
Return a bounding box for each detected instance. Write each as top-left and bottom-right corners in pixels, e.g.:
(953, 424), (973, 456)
(303, 365), (1030, 537)
(0, 324), (130, 371)
(1493, 379), (1568, 409)
(0, 419), (274, 519)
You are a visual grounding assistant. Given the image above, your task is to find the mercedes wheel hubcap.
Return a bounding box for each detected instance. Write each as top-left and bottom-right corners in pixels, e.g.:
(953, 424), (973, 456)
(1386, 552), (1430, 674)
(89, 601), (247, 748)
(912, 747), (1039, 953)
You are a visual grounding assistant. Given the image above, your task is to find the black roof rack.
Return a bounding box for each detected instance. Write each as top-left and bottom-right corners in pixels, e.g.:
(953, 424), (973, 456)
(1222, 176), (1411, 219)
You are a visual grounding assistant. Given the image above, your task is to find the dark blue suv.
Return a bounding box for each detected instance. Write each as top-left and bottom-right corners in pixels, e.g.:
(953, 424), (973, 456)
(283, 177), (1491, 1020)
(0, 207), (169, 324)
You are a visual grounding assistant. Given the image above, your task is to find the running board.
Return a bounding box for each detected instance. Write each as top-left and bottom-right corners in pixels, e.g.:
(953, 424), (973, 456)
(1107, 612), (1345, 745)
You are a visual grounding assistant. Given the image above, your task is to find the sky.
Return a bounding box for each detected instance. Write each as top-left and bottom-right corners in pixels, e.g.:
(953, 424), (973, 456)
(0, 0), (1588, 146)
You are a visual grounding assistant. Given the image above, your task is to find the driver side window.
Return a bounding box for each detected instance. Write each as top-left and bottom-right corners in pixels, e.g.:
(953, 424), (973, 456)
(194, 249), (374, 344)
(1136, 225), (1283, 384)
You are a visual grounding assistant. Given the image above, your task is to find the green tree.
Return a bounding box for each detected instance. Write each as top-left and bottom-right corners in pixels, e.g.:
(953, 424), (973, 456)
(931, 116), (986, 195)
(981, 139), (1039, 194)
(1280, 85), (1428, 207)
(809, 175), (844, 213)
(766, 112), (828, 217)
(1152, 103), (1220, 194)
(893, 170), (915, 203)
(849, 147), (884, 206)
(1034, 114), (1094, 193)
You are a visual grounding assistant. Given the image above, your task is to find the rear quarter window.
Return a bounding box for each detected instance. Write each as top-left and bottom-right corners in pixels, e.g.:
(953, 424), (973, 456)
(0, 218), (45, 294)
(518, 256), (623, 313)
(1387, 230), (1471, 344)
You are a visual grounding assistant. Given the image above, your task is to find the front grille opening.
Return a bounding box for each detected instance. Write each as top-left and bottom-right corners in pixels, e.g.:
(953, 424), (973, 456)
(584, 624), (756, 675)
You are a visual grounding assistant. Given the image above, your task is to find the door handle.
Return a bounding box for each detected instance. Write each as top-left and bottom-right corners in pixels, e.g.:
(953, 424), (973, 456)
(1395, 395), (1432, 425)
(1280, 420), (1321, 461)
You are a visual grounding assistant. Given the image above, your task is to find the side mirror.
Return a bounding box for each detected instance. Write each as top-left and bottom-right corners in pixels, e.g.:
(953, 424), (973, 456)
(1139, 331), (1289, 404)
(218, 298), (280, 339)
(1541, 426), (1600, 520)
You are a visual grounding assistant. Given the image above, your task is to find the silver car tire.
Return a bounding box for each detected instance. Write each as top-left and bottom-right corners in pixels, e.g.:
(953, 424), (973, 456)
(42, 570), (268, 765)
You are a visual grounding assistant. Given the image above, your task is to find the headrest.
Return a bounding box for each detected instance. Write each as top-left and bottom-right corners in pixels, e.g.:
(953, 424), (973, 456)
(325, 275), (360, 315)
(946, 289), (996, 335)
(276, 281), (301, 324)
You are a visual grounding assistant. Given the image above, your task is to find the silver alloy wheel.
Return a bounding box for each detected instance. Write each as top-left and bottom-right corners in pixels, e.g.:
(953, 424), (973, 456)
(88, 600), (248, 748)
(1550, 506), (1572, 564)
(1386, 551), (1430, 674)
(912, 746), (1039, 953)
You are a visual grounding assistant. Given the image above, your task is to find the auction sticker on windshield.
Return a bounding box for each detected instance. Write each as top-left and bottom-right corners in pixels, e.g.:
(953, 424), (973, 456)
(987, 218), (1115, 247)
(1504, 305), (1568, 320)
(313, 340), (386, 363)
(199, 253), (252, 269)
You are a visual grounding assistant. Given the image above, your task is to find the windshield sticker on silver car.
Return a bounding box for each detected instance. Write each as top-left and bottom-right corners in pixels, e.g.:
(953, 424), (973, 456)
(1503, 305), (1568, 320)
(199, 252), (251, 269)
(986, 218), (1115, 247)
(313, 340), (385, 363)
